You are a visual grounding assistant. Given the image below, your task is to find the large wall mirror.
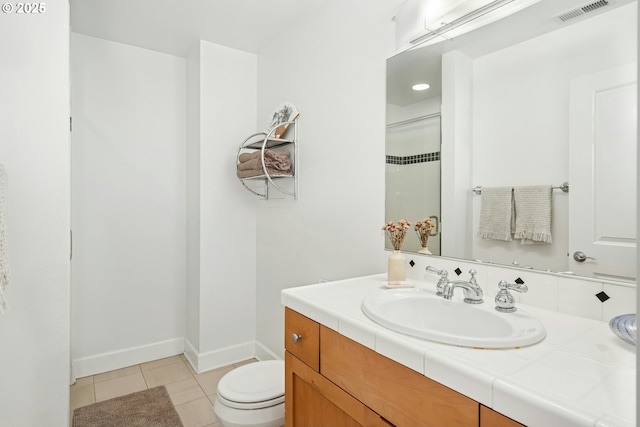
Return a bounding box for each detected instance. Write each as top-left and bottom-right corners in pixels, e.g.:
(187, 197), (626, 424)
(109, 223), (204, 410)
(385, 0), (637, 283)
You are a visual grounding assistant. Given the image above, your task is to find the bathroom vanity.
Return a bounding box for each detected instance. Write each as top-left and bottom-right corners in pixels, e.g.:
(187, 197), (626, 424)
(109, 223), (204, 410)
(282, 274), (636, 427)
(285, 307), (519, 426)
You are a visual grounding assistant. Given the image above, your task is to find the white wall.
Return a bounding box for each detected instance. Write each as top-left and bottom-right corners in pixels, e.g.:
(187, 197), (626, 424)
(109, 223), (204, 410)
(255, 0), (405, 358)
(70, 34), (187, 376)
(469, 3), (636, 272)
(185, 41), (258, 371)
(0, 4), (71, 426)
(186, 43), (202, 355)
(441, 51), (474, 260)
(70, 35), (259, 375)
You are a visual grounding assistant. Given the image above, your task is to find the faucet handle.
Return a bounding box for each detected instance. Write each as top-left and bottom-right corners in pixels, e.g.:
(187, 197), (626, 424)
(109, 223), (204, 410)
(426, 266), (448, 296)
(468, 269), (477, 283)
(426, 266), (448, 278)
(498, 280), (527, 293)
(495, 280), (527, 313)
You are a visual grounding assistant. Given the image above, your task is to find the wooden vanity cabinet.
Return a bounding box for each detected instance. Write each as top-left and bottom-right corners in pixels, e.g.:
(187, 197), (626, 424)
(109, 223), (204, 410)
(285, 352), (391, 427)
(284, 307), (525, 427)
(284, 308), (389, 426)
(480, 406), (525, 427)
(320, 326), (477, 427)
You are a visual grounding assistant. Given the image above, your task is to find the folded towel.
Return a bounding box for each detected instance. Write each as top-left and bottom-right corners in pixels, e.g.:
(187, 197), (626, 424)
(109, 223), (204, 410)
(238, 151), (258, 162)
(0, 164), (10, 313)
(237, 166), (292, 179)
(237, 151), (291, 172)
(513, 185), (553, 245)
(238, 149), (290, 165)
(477, 187), (514, 241)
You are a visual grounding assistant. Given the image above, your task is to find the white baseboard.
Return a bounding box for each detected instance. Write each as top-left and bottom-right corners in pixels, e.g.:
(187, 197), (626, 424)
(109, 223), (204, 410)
(183, 339), (282, 374)
(72, 337), (184, 378)
(183, 337), (199, 372)
(195, 341), (256, 373)
(255, 340), (281, 361)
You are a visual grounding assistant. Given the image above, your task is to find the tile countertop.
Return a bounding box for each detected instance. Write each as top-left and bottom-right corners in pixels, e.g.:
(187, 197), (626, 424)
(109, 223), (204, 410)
(281, 274), (636, 427)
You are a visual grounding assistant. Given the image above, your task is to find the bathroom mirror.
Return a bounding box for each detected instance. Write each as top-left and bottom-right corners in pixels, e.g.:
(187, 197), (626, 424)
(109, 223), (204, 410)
(385, 0), (637, 282)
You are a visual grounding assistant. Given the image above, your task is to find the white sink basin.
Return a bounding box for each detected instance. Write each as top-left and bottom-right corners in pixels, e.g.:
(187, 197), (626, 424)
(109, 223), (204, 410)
(362, 288), (546, 348)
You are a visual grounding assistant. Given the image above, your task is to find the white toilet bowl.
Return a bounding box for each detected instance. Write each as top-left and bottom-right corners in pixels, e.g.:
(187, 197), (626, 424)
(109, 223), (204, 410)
(213, 360), (285, 427)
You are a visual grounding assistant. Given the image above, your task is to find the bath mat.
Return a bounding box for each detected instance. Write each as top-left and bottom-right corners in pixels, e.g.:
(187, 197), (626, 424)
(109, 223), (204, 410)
(72, 386), (183, 427)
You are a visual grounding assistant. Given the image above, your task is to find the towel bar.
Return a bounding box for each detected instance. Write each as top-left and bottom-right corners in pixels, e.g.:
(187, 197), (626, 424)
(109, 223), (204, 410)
(472, 182), (569, 195)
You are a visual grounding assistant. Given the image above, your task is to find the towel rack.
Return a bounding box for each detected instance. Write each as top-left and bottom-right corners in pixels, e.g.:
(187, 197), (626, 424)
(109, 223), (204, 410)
(472, 182), (569, 195)
(237, 120), (298, 200)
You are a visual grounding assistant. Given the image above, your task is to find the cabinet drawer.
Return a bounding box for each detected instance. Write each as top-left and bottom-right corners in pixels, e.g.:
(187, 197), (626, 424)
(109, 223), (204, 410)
(285, 308), (319, 371)
(320, 326), (478, 427)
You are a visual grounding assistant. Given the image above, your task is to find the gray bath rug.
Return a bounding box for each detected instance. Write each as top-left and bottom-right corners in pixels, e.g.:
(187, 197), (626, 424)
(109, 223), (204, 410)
(72, 386), (183, 427)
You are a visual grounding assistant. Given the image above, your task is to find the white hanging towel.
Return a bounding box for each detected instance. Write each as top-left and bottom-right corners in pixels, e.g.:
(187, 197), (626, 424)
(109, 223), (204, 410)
(477, 187), (514, 241)
(513, 185), (553, 245)
(0, 164), (9, 312)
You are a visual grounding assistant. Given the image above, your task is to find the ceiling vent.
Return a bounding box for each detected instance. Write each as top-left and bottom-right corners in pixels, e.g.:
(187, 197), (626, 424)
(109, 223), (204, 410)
(553, 0), (612, 23)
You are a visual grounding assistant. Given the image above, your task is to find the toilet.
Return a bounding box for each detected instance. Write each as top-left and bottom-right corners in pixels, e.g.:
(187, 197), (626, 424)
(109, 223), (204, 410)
(213, 360), (285, 427)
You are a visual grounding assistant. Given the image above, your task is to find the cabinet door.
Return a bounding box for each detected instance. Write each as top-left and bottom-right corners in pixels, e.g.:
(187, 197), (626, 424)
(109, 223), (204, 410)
(320, 326), (478, 427)
(285, 351), (389, 427)
(480, 405), (525, 427)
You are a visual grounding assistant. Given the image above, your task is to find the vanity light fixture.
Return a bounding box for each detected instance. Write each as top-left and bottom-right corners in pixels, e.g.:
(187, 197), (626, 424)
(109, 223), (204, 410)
(410, 0), (541, 48)
(412, 83), (430, 91)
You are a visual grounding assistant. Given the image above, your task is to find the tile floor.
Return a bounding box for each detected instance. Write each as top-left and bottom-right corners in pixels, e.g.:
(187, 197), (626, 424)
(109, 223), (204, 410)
(69, 354), (257, 427)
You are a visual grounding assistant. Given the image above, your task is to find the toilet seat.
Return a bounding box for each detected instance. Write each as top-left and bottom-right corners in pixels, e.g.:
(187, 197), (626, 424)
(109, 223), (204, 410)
(216, 360), (284, 410)
(217, 392), (284, 410)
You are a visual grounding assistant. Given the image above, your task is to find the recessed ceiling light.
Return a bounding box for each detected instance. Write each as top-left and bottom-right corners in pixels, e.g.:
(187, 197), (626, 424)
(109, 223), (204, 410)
(412, 83), (430, 91)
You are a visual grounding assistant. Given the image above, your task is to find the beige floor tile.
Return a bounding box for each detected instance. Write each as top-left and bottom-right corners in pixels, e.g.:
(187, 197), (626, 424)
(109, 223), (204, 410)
(71, 376), (94, 388)
(141, 355), (184, 371)
(94, 371), (148, 402)
(69, 355), (240, 426)
(195, 365), (234, 396)
(143, 360), (193, 388)
(69, 383), (95, 411)
(233, 358), (258, 368)
(165, 377), (206, 406)
(206, 394), (216, 406)
(175, 397), (217, 427)
(183, 357), (198, 376)
(94, 365), (141, 383)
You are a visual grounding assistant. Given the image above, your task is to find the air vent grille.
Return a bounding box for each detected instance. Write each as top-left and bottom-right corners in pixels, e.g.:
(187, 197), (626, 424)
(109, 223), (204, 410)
(554, 0), (610, 22)
(583, 0), (609, 12)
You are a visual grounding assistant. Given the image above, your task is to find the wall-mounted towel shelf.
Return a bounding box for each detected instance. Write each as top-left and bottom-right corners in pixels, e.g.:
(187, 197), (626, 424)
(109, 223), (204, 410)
(472, 182), (569, 195)
(236, 120), (298, 200)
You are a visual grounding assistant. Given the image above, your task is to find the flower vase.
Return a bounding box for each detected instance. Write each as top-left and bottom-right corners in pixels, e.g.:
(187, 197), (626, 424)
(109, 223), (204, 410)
(387, 250), (406, 284)
(418, 244), (431, 255)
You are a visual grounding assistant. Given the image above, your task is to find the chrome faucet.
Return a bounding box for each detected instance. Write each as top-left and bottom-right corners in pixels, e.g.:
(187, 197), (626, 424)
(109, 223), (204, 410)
(442, 269), (483, 304)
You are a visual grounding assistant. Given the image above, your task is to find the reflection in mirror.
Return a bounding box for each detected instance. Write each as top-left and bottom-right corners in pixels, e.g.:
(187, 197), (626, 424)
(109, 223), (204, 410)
(385, 0), (637, 283)
(385, 50), (442, 254)
(385, 114), (442, 254)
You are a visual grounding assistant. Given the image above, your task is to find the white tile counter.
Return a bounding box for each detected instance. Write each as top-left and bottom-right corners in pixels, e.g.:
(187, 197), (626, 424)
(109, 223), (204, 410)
(281, 274), (636, 427)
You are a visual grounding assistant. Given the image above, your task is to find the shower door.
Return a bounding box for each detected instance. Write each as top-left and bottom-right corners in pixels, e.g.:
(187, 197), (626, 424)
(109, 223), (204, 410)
(385, 114), (441, 254)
